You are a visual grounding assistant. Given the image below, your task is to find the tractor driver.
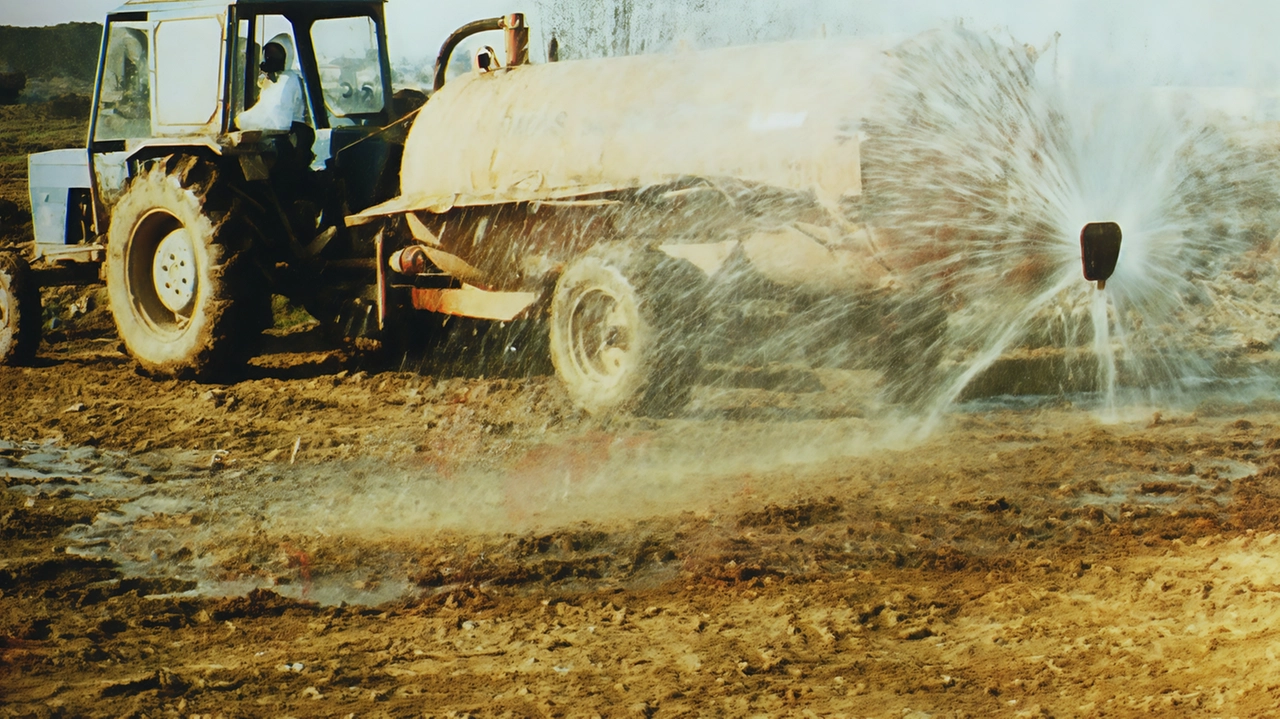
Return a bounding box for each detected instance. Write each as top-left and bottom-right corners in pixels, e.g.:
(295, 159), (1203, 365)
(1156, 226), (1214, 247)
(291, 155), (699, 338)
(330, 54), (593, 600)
(235, 34), (306, 132)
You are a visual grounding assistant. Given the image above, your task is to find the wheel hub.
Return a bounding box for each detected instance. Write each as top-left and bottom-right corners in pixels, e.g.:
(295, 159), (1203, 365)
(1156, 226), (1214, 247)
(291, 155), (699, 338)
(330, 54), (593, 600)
(152, 228), (197, 314)
(571, 289), (634, 382)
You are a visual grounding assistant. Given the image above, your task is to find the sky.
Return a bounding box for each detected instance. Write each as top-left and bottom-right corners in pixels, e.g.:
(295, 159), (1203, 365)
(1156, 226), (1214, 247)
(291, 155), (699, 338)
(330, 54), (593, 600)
(0, 0), (515, 56)
(0, 0), (517, 65)
(2, 0), (1279, 89)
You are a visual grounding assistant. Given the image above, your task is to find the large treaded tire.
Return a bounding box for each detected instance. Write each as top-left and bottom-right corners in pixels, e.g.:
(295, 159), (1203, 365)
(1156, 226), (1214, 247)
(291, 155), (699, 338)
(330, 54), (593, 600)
(549, 243), (706, 417)
(105, 156), (266, 379)
(0, 252), (41, 365)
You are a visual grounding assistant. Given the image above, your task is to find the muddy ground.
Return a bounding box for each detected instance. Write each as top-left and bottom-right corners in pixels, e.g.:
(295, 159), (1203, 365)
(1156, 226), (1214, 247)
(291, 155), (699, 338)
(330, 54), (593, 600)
(4, 320), (1280, 718)
(6, 101), (1280, 718)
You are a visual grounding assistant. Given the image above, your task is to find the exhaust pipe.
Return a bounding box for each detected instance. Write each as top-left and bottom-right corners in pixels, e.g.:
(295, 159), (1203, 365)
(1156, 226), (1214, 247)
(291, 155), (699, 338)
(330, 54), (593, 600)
(1080, 222), (1122, 290)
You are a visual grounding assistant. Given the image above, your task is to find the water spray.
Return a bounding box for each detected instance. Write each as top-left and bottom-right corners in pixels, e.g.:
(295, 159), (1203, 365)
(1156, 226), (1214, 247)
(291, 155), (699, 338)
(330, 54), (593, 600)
(1080, 222), (1122, 290)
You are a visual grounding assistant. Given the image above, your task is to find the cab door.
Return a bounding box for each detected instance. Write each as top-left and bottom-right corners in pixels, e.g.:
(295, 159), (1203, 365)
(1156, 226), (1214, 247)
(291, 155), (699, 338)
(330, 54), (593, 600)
(88, 9), (227, 224)
(151, 10), (226, 137)
(89, 14), (153, 211)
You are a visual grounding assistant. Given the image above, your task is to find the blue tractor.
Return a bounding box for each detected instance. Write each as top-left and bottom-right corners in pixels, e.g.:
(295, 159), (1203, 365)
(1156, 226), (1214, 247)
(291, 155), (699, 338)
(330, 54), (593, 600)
(6, 0), (410, 376)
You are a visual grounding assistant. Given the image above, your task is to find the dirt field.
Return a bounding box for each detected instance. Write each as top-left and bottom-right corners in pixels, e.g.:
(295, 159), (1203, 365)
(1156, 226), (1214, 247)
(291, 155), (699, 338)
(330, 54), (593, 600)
(5, 99), (1280, 719)
(3, 318), (1280, 718)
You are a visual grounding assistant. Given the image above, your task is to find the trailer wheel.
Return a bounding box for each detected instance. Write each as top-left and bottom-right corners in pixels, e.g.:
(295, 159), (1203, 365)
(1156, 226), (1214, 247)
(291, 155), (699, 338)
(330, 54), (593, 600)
(106, 156), (266, 379)
(549, 244), (705, 416)
(0, 252), (41, 365)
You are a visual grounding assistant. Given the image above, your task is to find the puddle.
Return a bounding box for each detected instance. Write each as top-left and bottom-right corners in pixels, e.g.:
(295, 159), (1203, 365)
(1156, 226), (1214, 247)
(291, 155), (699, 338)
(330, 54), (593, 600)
(1070, 458), (1250, 515)
(3, 420), (1260, 606)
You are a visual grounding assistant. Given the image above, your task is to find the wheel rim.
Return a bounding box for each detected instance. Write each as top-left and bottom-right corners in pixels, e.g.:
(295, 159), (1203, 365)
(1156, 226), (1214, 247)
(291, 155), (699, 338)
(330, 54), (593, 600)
(567, 287), (636, 386)
(152, 228), (197, 313)
(126, 209), (197, 334)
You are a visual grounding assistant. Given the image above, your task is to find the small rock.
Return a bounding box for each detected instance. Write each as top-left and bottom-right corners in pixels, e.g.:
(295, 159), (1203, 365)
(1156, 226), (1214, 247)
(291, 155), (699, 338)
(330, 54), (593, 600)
(63, 402), (87, 413)
(301, 686), (323, 700)
(900, 626), (935, 641)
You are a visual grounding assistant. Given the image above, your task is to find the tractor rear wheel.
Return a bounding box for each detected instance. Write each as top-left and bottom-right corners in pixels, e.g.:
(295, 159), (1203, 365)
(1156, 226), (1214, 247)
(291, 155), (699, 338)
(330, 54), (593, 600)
(549, 243), (705, 416)
(0, 252), (41, 365)
(105, 156), (267, 379)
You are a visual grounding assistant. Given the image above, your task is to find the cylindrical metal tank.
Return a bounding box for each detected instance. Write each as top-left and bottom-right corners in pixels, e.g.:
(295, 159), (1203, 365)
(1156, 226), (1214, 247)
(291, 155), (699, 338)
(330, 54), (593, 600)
(397, 38), (892, 213)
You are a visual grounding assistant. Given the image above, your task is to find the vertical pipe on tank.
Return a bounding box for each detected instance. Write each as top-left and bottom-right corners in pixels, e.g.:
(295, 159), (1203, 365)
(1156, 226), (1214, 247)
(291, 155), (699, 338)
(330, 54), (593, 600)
(505, 14), (529, 66)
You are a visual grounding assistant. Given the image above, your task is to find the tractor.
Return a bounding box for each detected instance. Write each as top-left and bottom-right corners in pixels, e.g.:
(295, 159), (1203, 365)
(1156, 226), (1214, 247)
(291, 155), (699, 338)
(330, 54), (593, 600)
(4, 0), (969, 415)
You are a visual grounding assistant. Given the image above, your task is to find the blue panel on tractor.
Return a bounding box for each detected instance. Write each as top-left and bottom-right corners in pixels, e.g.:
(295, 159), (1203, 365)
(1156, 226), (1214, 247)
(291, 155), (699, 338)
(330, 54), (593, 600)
(29, 149), (92, 253)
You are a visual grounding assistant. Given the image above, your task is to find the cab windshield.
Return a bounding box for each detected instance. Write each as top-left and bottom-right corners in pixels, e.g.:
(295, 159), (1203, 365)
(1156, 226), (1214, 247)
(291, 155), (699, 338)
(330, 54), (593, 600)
(311, 16), (386, 125)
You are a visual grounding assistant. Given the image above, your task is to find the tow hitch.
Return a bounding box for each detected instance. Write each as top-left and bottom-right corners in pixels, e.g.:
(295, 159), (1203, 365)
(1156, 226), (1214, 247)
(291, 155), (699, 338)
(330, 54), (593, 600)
(1080, 222), (1122, 290)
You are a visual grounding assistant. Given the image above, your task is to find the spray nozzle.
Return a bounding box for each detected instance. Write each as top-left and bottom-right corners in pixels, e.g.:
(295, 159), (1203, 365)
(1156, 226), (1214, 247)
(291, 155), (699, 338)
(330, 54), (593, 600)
(1081, 222), (1122, 290)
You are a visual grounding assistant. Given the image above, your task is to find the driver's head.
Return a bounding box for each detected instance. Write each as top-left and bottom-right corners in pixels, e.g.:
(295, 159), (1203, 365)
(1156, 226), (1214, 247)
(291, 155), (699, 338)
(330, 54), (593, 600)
(261, 42), (286, 74)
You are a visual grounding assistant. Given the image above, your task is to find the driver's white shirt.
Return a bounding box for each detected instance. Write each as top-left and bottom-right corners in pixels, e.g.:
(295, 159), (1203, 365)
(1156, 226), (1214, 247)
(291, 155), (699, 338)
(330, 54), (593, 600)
(235, 71), (305, 131)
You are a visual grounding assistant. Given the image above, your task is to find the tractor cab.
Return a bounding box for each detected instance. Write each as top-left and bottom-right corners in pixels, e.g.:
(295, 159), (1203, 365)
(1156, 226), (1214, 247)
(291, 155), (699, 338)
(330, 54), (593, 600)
(93, 0), (394, 205)
(15, 0), (406, 375)
(31, 0), (396, 262)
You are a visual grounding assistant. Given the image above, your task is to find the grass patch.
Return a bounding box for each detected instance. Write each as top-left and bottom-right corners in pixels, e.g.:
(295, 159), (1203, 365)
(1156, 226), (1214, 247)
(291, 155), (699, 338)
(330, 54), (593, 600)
(271, 294), (318, 330)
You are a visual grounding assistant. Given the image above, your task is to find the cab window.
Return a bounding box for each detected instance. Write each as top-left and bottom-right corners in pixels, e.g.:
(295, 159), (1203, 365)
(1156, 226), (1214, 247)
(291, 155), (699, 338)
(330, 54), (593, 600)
(95, 22), (151, 141)
(311, 16), (385, 125)
(153, 16), (223, 129)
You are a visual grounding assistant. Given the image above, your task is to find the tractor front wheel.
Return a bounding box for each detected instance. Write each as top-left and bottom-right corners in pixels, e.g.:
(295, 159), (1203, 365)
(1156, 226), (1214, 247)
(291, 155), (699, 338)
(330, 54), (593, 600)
(105, 156), (266, 379)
